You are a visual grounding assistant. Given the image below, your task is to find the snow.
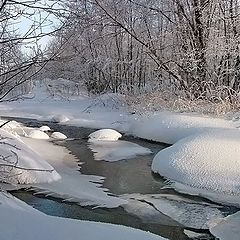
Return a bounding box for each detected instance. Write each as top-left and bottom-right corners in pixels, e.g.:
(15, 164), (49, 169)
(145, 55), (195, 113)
(52, 114), (70, 123)
(1, 82), (240, 239)
(209, 211), (240, 240)
(89, 140), (152, 161)
(0, 88), (239, 207)
(0, 192), (167, 240)
(122, 193), (223, 229)
(183, 230), (209, 239)
(28, 129), (50, 139)
(129, 111), (234, 144)
(39, 125), (51, 131)
(22, 136), (127, 208)
(51, 132), (67, 140)
(151, 129), (240, 206)
(0, 129), (60, 184)
(0, 118), (126, 208)
(88, 129), (122, 142)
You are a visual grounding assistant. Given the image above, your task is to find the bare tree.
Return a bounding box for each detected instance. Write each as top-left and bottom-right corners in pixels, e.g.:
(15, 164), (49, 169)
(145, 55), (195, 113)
(44, 0), (240, 110)
(0, 0), (67, 102)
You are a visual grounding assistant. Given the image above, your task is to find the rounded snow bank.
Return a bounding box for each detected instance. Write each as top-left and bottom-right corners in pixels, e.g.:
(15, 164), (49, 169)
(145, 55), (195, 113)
(29, 130), (49, 140)
(51, 132), (67, 140)
(88, 129), (122, 142)
(131, 111), (234, 144)
(0, 193), (167, 240)
(0, 129), (60, 184)
(39, 126), (51, 132)
(52, 114), (69, 123)
(152, 129), (240, 201)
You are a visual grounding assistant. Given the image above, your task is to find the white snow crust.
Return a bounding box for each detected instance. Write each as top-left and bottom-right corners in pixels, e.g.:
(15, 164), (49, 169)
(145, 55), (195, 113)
(0, 83), (240, 209)
(130, 111), (234, 144)
(209, 211), (240, 240)
(28, 129), (49, 139)
(0, 129), (60, 184)
(152, 129), (240, 205)
(51, 132), (67, 140)
(88, 129), (122, 142)
(39, 125), (51, 131)
(0, 192), (167, 240)
(22, 137), (127, 208)
(89, 140), (152, 161)
(122, 193), (223, 229)
(52, 114), (70, 123)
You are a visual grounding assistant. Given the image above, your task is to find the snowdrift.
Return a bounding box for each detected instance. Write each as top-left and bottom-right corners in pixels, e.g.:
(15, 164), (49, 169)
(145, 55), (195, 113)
(130, 111), (234, 144)
(0, 129), (60, 184)
(152, 129), (240, 205)
(0, 192), (167, 240)
(88, 129), (122, 142)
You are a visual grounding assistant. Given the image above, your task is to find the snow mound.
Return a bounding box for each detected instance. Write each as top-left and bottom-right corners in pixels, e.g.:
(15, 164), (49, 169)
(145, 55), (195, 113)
(0, 129), (60, 184)
(28, 129), (49, 139)
(89, 140), (152, 161)
(88, 129), (122, 142)
(209, 211), (240, 240)
(0, 192), (167, 240)
(51, 132), (67, 140)
(152, 129), (240, 202)
(52, 114), (70, 123)
(0, 120), (27, 137)
(130, 111), (234, 144)
(39, 126), (51, 131)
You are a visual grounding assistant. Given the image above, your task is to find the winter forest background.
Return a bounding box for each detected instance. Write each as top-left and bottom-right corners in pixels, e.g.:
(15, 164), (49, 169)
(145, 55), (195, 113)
(1, 0), (240, 114)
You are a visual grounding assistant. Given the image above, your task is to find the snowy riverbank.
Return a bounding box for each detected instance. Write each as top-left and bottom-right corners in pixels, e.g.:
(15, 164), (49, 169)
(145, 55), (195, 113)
(1, 83), (240, 239)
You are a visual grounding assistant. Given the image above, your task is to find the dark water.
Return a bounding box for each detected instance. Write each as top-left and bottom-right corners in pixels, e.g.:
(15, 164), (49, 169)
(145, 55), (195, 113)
(6, 117), (216, 240)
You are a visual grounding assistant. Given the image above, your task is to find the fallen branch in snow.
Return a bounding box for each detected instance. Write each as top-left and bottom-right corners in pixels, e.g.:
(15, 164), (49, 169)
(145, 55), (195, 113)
(0, 135), (21, 150)
(0, 120), (11, 129)
(0, 163), (54, 172)
(0, 150), (54, 173)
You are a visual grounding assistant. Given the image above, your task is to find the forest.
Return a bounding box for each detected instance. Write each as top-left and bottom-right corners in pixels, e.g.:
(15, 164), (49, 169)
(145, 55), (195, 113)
(1, 0), (240, 112)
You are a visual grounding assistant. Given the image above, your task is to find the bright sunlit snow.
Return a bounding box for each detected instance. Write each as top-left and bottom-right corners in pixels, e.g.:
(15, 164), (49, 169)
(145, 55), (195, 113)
(88, 129), (122, 142)
(0, 81), (240, 240)
(51, 132), (67, 140)
(129, 111), (235, 144)
(0, 129), (60, 184)
(28, 129), (50, 139)
(39, 125), (51, 131)
(22, 137), (127, 208)
(52, 114), (70, 123)
(0, 192), (167, 240)
(152, 129), (240, 206)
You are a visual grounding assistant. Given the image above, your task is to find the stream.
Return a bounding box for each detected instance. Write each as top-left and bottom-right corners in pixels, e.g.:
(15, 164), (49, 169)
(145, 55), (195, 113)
(7, 117), (223, 240)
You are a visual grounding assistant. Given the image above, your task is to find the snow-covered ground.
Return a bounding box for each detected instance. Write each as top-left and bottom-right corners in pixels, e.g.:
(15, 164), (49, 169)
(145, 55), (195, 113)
(0, 127), (60, 184)
(209, 211), (240, 240)
(1, 80), (240, 239)
(0, 192), (166, 240)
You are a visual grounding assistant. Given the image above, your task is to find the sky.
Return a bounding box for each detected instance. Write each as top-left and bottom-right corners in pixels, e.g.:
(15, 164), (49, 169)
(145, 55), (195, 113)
(11, 0), (62, 53)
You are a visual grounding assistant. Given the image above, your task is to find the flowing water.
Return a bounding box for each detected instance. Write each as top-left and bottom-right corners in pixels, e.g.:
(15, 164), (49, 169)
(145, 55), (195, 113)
(7, 117), (219, 240)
